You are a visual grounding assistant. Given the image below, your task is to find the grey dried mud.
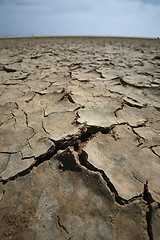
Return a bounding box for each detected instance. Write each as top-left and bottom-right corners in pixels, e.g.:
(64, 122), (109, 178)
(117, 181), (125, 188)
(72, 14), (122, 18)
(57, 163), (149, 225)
(0, 36), (160, 240)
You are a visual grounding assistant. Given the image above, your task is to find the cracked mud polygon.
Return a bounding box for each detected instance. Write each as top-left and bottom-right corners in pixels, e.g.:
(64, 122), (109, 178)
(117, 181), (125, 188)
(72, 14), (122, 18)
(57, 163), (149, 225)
(0, 36), (160, 240)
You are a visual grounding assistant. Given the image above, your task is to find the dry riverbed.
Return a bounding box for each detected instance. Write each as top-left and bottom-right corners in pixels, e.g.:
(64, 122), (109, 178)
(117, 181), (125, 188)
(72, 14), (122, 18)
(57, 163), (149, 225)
(0, 36), (160, 240)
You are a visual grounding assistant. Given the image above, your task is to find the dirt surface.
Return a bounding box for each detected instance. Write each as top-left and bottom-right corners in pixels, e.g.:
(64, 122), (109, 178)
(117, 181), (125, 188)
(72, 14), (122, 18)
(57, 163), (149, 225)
(0, 36), (160, 240)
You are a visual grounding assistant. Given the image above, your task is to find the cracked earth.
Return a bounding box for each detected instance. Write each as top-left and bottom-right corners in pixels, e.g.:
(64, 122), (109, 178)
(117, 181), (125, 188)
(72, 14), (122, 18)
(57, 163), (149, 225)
(0, 36), (160, 240)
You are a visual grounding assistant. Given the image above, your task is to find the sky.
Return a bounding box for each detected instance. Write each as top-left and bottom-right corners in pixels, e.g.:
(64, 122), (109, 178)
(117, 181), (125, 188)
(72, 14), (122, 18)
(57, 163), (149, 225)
(0, 0), (160, 37)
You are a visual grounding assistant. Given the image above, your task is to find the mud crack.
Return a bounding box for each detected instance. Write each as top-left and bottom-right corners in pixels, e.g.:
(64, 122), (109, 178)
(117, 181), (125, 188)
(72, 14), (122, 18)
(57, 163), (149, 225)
(143, 181), (155, 240)
(78, 149), (142, 206)
(59, 91), (75, 104)
(1, 66), (17, 73)
(57, 215), (69, 235)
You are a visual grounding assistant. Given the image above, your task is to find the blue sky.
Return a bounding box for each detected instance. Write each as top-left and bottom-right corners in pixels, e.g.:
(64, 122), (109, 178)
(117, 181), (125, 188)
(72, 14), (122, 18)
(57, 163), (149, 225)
(0, 0), (160, 37)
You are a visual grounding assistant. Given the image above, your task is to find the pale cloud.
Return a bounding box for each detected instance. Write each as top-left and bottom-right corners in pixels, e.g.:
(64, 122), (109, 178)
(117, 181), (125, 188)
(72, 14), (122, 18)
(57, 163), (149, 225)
(0, 0), (159, 37)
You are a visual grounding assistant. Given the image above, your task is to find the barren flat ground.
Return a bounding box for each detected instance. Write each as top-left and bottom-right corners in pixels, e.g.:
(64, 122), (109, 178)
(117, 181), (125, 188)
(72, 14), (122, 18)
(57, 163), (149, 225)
(0, 36), (160, 240)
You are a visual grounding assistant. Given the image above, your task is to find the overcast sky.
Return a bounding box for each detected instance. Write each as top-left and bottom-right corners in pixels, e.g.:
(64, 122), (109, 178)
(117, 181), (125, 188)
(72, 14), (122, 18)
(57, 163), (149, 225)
(0, 0), (160, 37)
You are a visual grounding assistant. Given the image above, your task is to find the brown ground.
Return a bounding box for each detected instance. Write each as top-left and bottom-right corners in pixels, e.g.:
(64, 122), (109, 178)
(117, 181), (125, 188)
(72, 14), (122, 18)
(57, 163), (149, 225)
(0, 36), (160, 240)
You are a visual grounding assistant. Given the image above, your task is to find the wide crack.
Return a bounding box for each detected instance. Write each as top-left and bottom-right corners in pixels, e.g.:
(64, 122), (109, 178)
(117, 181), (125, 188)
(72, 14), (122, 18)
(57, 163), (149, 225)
(78, 149), (129, 205)
(143, 181), (155, 240)
(0, 121), (159, 240)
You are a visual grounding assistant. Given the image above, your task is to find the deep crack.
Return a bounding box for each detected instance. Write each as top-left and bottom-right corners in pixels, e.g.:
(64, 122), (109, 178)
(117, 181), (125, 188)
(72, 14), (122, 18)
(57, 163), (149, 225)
(78, 149), (142, 206)
(143, 181), (155, 240)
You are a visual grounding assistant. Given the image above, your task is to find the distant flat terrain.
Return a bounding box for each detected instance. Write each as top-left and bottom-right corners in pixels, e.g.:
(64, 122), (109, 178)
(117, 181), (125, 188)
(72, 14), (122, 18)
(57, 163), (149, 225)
(0, 37), (160, 240)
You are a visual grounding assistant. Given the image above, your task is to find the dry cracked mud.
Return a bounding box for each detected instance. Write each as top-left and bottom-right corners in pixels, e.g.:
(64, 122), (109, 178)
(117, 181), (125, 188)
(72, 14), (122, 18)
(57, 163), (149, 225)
(0, 36), (160, 240)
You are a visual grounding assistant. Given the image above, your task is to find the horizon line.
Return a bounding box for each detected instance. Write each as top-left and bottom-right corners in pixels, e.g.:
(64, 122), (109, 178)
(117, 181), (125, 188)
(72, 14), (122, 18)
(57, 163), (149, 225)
(0, 34), (159, 40)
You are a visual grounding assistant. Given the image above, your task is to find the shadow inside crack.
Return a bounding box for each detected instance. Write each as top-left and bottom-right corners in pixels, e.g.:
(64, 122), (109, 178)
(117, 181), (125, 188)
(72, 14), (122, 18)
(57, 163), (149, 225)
(56, 149), (81, 172)
(78, 149), (129, 205)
